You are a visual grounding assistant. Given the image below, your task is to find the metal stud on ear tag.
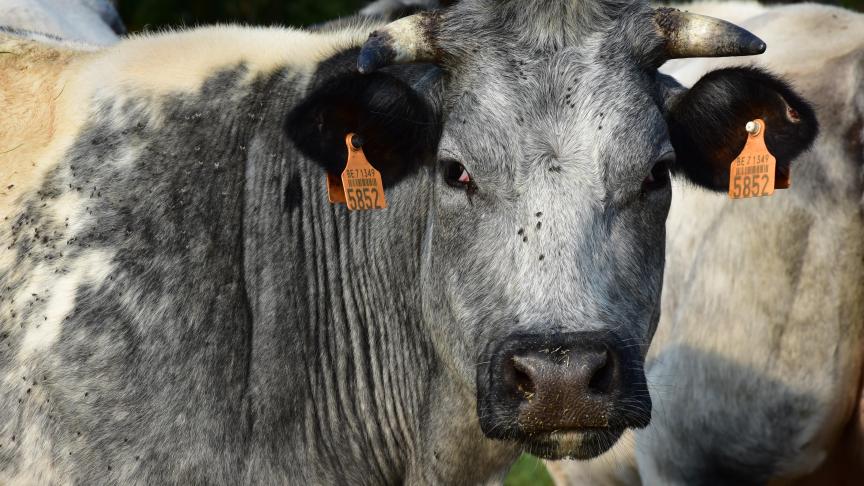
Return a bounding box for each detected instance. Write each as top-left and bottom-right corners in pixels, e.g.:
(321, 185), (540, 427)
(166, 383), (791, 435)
(729, 119), (779, 200)
(341, 134), (387, 211)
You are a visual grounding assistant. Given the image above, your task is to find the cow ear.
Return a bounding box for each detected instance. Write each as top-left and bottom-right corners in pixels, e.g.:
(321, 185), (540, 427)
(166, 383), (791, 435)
(667, 67), (818, 191)
(286, 71), (440, 187)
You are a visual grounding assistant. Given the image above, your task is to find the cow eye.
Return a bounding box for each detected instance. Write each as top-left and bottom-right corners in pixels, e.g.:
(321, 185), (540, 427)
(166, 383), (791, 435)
(642, 156), (672, 192)
(443, 159), (473, 188)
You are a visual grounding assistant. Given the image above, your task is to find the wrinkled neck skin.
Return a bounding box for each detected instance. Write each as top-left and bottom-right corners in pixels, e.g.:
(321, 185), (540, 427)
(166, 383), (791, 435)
(243, 82), (517, 485)
(0, 51), (515, 485)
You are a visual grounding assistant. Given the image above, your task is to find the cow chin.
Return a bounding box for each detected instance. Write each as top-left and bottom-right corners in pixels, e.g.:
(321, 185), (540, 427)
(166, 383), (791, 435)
(518, 428), (626, 460)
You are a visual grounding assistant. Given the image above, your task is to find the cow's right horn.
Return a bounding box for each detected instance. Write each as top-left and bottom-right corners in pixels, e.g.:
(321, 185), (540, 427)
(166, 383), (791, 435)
(358, 12), (441, 73)
(654, 7), (766, 59)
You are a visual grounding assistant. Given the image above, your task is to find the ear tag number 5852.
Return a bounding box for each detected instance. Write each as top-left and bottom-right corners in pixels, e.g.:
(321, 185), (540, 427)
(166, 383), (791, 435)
(729, 119), (786, 200)
(327, 134), (388, 211)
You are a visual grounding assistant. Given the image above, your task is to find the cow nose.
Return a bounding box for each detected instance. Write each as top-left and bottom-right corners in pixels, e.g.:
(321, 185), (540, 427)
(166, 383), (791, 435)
(512, 347), (614, 401)
(507, 345), (619, 432)
(477, 330), (651, 442)
(477, 331), (651, 442)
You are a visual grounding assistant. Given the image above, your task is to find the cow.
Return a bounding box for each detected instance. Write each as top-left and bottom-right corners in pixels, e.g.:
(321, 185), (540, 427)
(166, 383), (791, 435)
(543, 2), (864, 485)
(0, 0), (124, 45)
(0, 0), (818, 483)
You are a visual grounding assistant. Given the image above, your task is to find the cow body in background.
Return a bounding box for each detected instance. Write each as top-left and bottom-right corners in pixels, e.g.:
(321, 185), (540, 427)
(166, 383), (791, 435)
(548, 3), (864, 484)
(0, 0), (124, 44)
(0, 0), (817, 483)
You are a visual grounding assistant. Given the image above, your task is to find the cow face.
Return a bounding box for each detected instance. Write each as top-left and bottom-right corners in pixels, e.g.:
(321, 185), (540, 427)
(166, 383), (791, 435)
(288, 0), (817, 460)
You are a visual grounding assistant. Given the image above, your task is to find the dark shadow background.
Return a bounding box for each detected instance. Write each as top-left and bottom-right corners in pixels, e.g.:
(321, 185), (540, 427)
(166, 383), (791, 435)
(116, 0), (368, 30)
(116, 0), (863, 32)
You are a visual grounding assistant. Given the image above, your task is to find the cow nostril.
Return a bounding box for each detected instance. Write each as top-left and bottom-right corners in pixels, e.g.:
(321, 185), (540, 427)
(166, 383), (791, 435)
(587, 351), (615, 395)
(481, 333), (651, 440)
(511, 360), (536, 401)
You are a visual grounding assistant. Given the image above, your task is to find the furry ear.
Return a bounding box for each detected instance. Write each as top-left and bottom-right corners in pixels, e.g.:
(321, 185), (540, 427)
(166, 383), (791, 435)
(667, 67), (818, 191)
(286, 69), (440, 187)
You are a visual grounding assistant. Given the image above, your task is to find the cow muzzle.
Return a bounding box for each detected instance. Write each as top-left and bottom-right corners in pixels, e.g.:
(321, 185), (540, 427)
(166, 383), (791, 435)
(476, 331), (651, 460)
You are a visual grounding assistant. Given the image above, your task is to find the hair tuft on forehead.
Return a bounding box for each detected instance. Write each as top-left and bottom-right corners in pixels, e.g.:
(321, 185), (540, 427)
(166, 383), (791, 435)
(435, 0), (651, 55)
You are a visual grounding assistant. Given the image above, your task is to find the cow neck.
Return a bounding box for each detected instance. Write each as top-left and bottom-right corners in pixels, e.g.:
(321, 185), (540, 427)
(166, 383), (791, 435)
(242, 141), (437, 481)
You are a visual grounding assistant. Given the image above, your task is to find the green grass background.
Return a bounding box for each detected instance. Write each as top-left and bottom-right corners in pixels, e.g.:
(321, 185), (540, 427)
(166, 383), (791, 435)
(111, 0), (863, 483)
(506, 454), (556, 486)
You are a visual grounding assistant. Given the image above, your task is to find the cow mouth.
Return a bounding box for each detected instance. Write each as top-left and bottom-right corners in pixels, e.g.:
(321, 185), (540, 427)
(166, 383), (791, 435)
(476, 331), (651, 460)
(518, 428), (626, 460)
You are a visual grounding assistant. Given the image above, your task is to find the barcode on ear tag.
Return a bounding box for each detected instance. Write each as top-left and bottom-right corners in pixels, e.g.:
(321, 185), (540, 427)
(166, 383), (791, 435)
(341, 134), (387, 211)
(729, 119), (778, 200)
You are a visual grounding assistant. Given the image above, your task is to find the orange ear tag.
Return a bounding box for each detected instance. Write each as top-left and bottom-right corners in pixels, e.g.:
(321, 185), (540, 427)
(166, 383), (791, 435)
(327, 172), (347, 204)
(340, 134), (388, 211)
(729, 119), (785, 200)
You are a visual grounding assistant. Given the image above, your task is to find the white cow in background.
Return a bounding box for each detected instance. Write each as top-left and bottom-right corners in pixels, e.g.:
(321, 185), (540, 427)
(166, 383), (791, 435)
(0, 0), (124, 44)
(548, 2), (864, 484)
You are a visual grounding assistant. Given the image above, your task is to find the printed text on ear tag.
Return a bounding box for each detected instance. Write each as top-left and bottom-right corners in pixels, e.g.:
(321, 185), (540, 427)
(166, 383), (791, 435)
(341, 134), (387, 211)
(729, 119), (779, 200)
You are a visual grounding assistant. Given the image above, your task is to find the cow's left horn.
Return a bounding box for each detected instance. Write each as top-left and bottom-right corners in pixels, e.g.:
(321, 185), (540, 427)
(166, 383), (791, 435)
(654, 7), (766, 60)
(358, 12), (441, 73)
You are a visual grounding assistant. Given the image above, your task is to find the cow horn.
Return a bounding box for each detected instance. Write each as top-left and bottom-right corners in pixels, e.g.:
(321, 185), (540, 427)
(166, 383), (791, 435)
(358, 12), (441, 73)
(654, 7), (766, 59)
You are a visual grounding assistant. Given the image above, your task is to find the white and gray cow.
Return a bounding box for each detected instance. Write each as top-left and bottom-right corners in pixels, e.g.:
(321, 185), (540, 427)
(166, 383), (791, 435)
(0, 0), (818, 484)
(0, 0), (124, 45)
(545, 2), (864, 485)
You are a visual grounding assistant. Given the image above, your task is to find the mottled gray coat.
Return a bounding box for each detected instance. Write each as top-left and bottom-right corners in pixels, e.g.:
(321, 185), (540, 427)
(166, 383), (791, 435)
(0, 0), (817, 484)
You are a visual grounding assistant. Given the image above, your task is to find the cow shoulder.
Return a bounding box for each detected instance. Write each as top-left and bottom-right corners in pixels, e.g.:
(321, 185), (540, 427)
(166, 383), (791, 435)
(81, 24), (376, 94)
(0, 35), (87, 218)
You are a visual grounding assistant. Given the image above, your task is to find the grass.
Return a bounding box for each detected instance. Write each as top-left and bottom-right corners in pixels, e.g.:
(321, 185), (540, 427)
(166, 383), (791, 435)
(504, 454), (555, 486)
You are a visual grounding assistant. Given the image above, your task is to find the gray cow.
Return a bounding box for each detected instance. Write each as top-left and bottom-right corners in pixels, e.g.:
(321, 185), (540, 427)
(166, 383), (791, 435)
(0, 0), (124, 44)
(0, 0), (817, 483)
(547, 2), (864, 485)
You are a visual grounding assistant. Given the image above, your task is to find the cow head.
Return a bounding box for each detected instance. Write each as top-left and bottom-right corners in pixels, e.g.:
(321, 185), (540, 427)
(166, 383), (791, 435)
(288, 0), (816, 460)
